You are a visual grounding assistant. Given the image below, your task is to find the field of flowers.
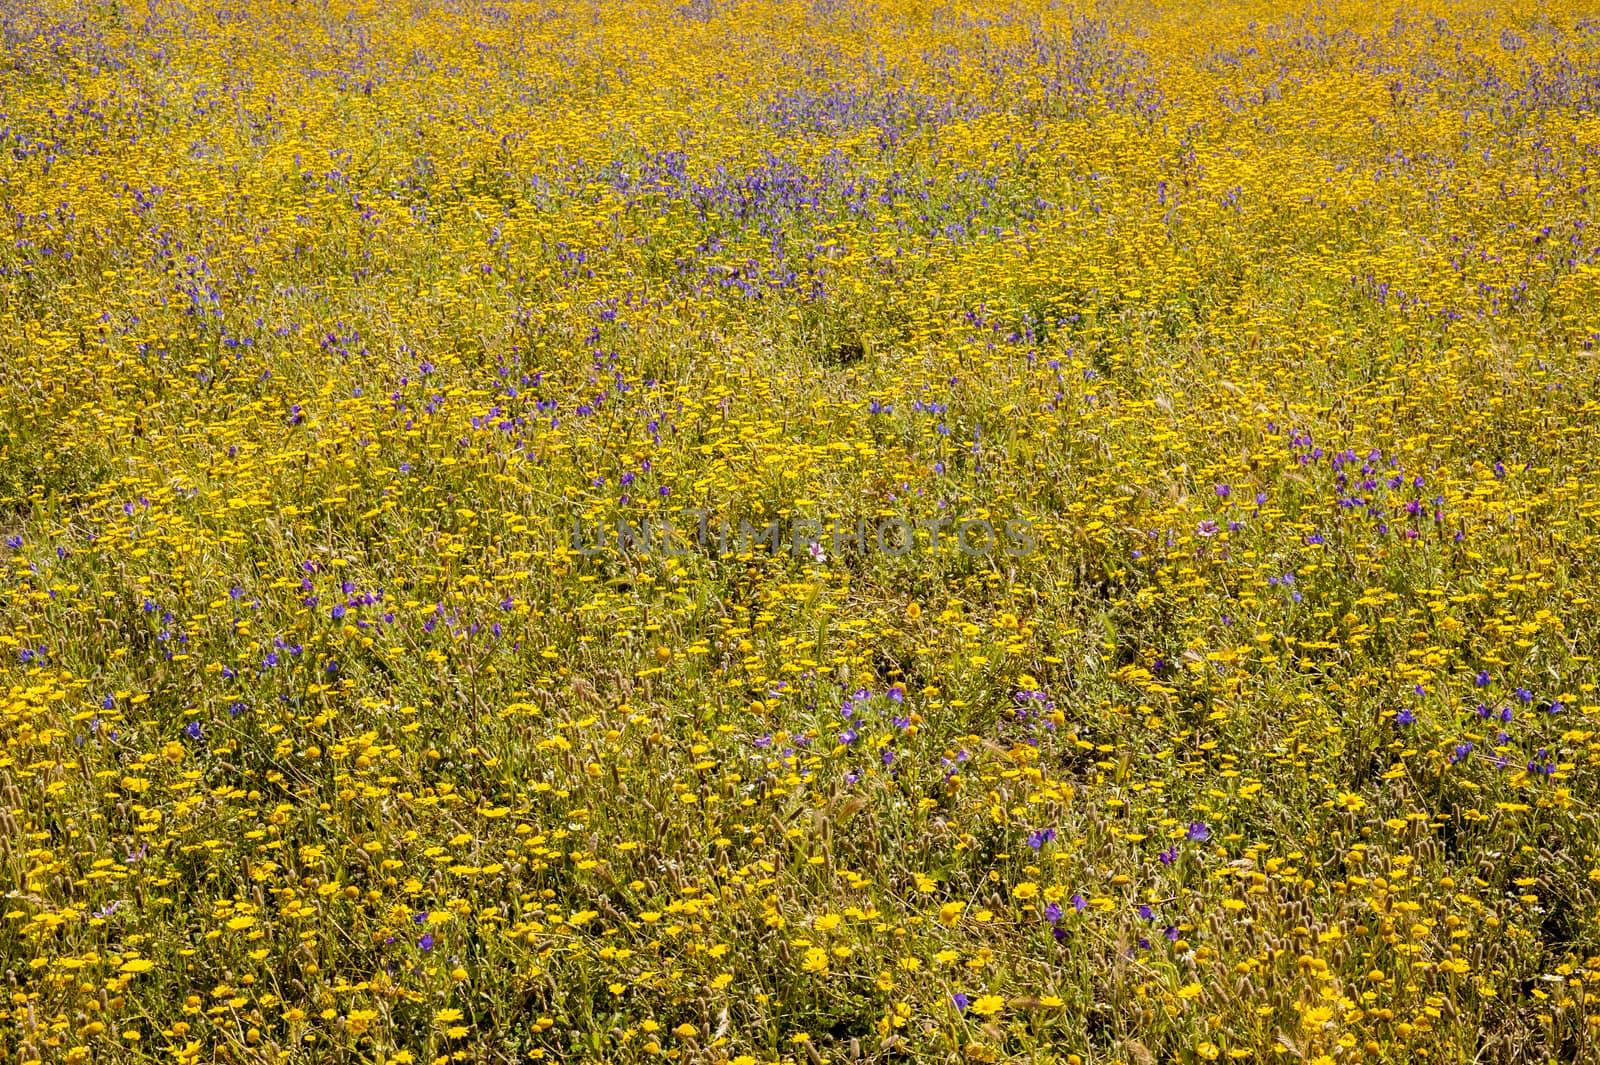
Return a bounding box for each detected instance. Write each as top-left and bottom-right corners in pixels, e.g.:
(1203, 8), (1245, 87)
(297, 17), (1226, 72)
(4, 0), (1600, 1061)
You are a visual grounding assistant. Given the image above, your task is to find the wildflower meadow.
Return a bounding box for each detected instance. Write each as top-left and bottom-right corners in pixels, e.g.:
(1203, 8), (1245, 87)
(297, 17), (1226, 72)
(4, 0), (1600, 1062)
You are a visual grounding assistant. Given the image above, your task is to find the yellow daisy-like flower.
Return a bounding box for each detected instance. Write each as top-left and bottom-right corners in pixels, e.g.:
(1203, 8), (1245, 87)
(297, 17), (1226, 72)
(970, 995), (1005, 1017)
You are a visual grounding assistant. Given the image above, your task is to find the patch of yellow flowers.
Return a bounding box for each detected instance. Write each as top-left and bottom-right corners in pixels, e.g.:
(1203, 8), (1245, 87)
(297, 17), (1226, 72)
(3, 0), (1600, 1062)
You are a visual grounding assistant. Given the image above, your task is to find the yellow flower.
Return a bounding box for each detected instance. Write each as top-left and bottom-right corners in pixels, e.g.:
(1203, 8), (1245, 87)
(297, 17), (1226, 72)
(1302, 1004), (1335, 1028)
(435, 1008), (463, 1024)
(970, 995), (1004, 1017)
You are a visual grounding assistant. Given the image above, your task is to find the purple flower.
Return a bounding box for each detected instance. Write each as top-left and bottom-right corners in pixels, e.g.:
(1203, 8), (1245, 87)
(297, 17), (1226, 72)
(1138, 905), (1153, 920)
(418, 933), (435, 951)
(1475, 670), (1490, 688)
(951, 993), (970, 1013)
(1044, 902), (1063, 923)
(1186, 822), (1209, 842)
(1396, 708), (1416, 726)
(1158, 846), (1177, 866)
(184, 721), (203, 741)
(1071, 894), (1087, 912)
(1027, 828), (1056, 851)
